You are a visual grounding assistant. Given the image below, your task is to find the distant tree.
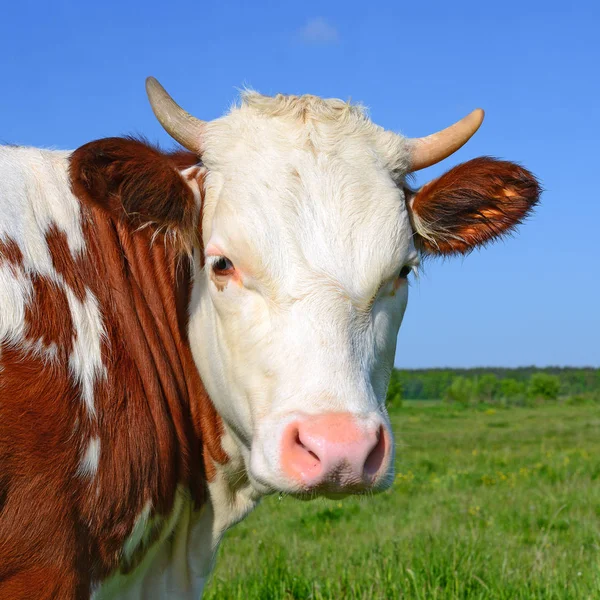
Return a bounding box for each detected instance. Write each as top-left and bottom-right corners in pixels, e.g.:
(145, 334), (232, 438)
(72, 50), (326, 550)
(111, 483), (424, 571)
(528, 373), (560, 401)
(475, 374), (500, 403)
(388, 367), (599, 403)
(444, 377), (475, 405)
(499, 378), (527, 400)
(386, 371), (403, 408)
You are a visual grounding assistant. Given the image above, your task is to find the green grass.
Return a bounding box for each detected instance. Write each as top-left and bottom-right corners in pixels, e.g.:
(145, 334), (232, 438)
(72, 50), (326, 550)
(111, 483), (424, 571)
(204, 402), (600, 599)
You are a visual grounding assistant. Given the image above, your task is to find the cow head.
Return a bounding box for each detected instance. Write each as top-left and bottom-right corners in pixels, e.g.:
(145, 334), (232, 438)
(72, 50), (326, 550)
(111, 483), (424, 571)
(75, 79), (540, 500)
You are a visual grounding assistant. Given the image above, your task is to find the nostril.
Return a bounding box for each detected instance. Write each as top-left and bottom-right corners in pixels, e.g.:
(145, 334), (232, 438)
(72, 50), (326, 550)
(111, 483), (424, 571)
(295, 430), (320, 462)
(363, 425), (387, 479)
(280, 422), (324, 484)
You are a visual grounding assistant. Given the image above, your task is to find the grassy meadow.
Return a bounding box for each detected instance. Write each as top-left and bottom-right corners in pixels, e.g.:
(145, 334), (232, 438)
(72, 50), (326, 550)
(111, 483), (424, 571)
(205, 400), (600, 599)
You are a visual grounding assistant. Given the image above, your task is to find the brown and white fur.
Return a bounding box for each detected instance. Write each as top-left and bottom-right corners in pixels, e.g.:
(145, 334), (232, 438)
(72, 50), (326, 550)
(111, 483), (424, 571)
(0, 92), (540, 598)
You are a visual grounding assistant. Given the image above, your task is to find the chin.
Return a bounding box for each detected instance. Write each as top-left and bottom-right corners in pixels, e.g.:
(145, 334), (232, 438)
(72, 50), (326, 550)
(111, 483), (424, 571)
(250, 468), (395, 502)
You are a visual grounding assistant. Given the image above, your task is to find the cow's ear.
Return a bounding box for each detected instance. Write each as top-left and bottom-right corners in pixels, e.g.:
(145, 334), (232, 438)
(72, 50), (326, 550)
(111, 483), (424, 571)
(406, 157), (540, 255)
(70, 137), (203, 249)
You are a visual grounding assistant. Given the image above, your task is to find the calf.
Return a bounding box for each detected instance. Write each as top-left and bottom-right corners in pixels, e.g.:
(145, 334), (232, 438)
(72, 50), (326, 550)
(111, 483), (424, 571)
(0, 78), (540, 598)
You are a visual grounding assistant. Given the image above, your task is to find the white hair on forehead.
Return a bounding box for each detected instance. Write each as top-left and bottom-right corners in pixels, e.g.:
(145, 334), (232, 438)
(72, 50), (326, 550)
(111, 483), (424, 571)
(210, 89), (411, 180)
(239, 89), (369, 125)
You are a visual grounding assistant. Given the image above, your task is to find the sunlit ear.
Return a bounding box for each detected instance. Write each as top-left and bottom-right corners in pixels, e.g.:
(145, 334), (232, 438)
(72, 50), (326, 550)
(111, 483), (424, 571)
(70, 137), (203, 251)
(406, 157), (541, 255)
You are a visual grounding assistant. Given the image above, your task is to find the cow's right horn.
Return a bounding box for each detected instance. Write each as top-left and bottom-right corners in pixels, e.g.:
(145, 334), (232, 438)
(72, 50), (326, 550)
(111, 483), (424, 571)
(145, 77), (205, 155)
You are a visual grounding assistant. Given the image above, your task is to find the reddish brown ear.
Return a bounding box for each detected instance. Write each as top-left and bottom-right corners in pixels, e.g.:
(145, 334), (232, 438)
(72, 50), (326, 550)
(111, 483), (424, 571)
(407, 157), (541, 255)
(70, 137), (201, 247)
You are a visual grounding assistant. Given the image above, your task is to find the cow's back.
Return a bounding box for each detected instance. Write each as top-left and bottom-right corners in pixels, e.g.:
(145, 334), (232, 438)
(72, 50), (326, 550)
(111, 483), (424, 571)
(0, 146), (86, 273)
(0, 146), (102, 596)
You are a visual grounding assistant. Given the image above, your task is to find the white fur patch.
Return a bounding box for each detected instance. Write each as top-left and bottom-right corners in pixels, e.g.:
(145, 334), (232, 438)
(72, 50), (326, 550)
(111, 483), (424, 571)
(20, 338), (58, 363)
(78, 436), (101, 477)
(0, 262), (33, 347)
(0, 263), (61, 367)
(66, 287), (107, 417)
(0, 147), (85, 276)
(123, 500), (154, 561)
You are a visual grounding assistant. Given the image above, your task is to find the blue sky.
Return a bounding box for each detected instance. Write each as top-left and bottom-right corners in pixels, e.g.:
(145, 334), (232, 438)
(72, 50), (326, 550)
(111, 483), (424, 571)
(1, 0), (598, 368)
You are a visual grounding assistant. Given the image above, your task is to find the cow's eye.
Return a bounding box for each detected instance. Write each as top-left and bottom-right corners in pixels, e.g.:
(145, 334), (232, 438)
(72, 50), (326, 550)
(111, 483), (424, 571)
(213, 256), (234, 275)
(399, 265), (412, 279)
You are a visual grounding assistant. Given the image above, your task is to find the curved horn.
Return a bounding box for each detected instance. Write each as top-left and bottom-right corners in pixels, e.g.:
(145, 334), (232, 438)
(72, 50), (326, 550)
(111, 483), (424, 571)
(408, 109), (484, 171)
(145, 77), (205, 154)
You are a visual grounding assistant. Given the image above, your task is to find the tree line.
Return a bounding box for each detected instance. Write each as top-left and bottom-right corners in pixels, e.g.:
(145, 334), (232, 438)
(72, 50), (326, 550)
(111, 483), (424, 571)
(386, 367), (600, 408)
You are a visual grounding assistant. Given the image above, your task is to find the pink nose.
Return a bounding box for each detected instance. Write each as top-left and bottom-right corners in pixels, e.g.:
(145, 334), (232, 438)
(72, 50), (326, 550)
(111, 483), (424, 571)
(280, 413), (389, 491)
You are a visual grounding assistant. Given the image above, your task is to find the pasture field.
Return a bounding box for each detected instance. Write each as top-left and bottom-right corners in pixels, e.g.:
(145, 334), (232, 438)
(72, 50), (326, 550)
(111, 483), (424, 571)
(205, 401), (600, 599)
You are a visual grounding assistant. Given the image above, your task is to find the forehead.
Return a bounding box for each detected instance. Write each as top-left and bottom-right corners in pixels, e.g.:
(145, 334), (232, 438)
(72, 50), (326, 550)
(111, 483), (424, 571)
(201, 93), (414, 294)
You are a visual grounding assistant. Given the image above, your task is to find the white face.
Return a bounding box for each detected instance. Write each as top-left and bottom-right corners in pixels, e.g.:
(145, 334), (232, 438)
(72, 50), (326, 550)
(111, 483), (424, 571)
(188, 94), (418, 497)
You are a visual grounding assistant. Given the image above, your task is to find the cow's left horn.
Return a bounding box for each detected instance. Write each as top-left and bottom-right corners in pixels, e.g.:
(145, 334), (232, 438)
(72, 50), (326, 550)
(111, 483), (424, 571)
(407, 109), (485, 171)
(145, 77), (205, 154)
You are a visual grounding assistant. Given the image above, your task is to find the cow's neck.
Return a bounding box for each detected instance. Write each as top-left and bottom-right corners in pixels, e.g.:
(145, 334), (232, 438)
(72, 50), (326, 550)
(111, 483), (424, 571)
(88, 205), (257, 586)
(91, 208), (210, 500)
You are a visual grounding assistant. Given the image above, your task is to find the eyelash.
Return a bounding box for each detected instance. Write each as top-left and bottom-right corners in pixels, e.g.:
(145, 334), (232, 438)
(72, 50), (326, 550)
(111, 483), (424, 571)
(210, 256), (235, 275)
(367, 265), (414, 307)
(399, 265), (412, 279)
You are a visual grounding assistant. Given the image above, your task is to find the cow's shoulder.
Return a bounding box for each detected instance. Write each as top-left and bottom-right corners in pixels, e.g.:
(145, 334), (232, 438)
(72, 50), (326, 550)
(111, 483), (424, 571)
(0, 146), (86, 266)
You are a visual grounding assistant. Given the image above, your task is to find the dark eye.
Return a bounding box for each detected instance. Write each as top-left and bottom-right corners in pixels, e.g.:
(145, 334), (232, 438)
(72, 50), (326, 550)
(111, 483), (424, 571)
(399, 265), (412, 279)
(213, 256), (234, 274)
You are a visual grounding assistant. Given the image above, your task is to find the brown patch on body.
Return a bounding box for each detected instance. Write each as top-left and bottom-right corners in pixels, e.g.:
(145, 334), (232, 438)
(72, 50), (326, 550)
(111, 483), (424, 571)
(408, 156), (541, 255)
(0, 238), (24, 268)
(24, 274), (74, 354)
(46, 225), (88, 301)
